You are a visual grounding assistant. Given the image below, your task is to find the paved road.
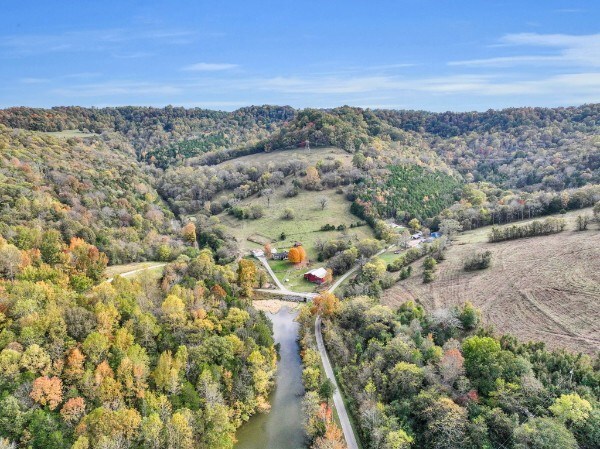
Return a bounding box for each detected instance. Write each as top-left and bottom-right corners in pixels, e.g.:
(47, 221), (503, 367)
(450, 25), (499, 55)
(106, 263), (166, 283)
(256, 255), (289, 291)
(328, 246), (390, 294)
(315, 316), (359, 449)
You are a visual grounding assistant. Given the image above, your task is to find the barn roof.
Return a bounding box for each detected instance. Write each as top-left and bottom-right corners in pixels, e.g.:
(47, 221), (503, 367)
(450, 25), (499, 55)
(306, 267), (327, 278)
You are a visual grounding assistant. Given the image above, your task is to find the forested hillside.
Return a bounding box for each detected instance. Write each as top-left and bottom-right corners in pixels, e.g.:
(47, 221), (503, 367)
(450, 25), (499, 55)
(0, 105), (295, 162)
(0, 225), (276, 448)
(320, 298), (600, 449)
(0, 125), (180, 264)
(1, 103), (599, 262)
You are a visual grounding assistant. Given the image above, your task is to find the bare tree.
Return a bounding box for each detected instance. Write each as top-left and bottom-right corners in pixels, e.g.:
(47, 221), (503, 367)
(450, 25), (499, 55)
(318, 196), (328, 210)
(261, 189), (274, 207)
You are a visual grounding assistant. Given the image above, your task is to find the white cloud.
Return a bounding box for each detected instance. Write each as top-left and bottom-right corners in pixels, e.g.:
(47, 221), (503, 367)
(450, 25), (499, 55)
(51, 81), (182, 97)
(183, 63), (239, 72)
(449, 32), (600, 68)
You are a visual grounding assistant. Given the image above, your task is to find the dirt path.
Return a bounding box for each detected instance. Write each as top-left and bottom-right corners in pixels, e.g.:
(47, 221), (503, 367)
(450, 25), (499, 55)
(105, 262), (166, 283)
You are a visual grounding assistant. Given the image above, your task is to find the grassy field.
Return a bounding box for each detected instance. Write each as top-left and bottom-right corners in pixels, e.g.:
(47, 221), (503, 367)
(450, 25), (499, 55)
(38, 129), (97, 139)
(217, 186), (374, 260)
(216, 146), (354, 169)
(267, 259), (319, 293)
(105, 262), (165, 279)
(382, 208), (600, 354)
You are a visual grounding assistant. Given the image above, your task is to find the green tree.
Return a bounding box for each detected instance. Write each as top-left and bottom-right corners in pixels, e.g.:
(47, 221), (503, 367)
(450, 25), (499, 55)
(549, 393), (592, 426)
(514, 417), (577, 449)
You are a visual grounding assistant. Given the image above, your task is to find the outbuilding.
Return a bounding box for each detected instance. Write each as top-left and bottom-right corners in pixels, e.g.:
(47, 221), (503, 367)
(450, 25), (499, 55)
(272, 249), (289, 260)
(304, 267), (328, 284)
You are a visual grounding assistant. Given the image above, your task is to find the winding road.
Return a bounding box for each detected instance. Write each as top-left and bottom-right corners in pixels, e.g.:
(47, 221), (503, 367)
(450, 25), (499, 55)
(315, 315), (359, 449)
(255, 247), (393, 449)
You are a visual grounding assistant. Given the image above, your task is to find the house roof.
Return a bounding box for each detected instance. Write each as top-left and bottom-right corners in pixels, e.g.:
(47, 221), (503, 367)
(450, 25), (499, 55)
(306, 267), (328, 278)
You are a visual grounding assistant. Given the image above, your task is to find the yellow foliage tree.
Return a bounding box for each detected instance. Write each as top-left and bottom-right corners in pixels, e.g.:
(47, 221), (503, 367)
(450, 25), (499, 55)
(311, 292), (340, 317)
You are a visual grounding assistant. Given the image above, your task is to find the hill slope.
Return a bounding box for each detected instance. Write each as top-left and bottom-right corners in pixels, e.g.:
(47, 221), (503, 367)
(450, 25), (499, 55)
(382, 209), (600, 354)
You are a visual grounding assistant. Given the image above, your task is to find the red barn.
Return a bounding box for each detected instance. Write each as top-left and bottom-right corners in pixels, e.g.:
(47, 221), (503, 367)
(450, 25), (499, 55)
(304, 267), (328, 284)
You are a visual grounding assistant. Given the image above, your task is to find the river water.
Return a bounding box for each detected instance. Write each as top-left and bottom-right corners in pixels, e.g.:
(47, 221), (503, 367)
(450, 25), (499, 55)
(235, 306), (306, 449)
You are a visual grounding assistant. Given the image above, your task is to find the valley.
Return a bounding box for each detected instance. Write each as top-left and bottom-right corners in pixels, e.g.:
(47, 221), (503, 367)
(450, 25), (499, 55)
(1, 104), (599, 449)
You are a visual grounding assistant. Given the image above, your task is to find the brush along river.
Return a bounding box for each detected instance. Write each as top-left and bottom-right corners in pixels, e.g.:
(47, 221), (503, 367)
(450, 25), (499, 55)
(235, 304), (306, 449)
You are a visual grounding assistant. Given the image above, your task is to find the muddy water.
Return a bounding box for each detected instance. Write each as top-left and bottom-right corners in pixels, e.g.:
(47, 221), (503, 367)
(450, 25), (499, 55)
(235, 306), (306, 449)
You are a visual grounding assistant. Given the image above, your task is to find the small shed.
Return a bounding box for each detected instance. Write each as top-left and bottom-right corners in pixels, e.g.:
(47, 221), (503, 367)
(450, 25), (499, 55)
(251, 249), (264, 258)
(304, 267), (328, 284)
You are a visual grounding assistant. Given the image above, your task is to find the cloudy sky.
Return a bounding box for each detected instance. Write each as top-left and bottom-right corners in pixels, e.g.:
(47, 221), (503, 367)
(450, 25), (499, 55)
(1, 0), (599, 111)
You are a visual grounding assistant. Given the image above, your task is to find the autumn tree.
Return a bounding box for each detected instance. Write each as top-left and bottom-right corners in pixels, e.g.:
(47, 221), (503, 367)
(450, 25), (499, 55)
(305, 166), (321, 190)
(439, 348), (465, 386)
(311, 292), (340, 317)
(30, 376), (63, 410)
(161, 294), (186, 326)
(167, 412), (194, 449)
(153, 349), (186, 394)
(141, 413), (164, 449)
(60, 397), (86, 425)
(422, 397), (469, 449)
(67, 238), (108, 282)
(64, 347), (86, 381)
(408, 218), (421, 232)
(181, 222), (197, 246)
(237, 259), (258, 297)
(0, 243), (22, 279)
(288, 246), (307, 264)
(264, 242), (272, 258)
(20, 344), (51, 375)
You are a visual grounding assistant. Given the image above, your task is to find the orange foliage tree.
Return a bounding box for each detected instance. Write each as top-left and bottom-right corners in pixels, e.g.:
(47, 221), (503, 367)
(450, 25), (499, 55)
(181, 222), (197, 246)
(313, 403), (347, 449)
(67, 237), (108, 282)
(30, 376), (63, 410)
(288, 246), (307, 264)
(60, 397), (86, 424)
(264, 243), (272, 258)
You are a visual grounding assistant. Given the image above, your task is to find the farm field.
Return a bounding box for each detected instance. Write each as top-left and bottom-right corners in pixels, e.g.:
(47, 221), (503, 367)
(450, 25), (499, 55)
(217, 187), (373, 260)
(382, 209), (600, 354)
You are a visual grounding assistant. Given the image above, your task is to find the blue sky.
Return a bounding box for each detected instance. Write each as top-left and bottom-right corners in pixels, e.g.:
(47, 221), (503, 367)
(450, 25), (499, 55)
(1, 0), (599, 111)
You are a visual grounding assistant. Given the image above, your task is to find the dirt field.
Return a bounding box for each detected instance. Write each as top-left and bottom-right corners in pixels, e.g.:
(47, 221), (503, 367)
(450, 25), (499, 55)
(382, 212), (600, 354)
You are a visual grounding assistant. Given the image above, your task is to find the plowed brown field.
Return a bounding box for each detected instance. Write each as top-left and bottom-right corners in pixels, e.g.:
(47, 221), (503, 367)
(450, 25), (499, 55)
(382, 213), (600, 354)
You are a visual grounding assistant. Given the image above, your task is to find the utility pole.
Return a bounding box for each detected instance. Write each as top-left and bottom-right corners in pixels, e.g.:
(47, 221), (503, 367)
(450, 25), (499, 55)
(306, 139), (310, 152)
